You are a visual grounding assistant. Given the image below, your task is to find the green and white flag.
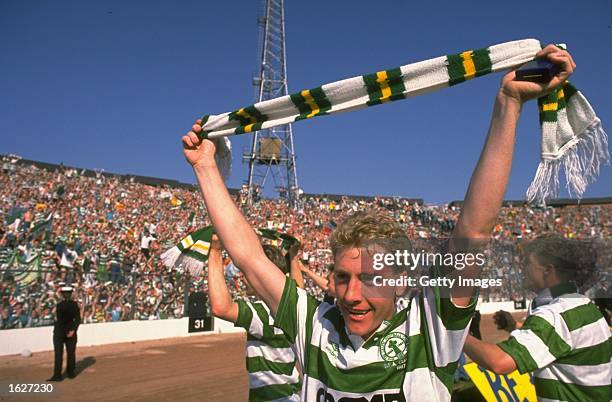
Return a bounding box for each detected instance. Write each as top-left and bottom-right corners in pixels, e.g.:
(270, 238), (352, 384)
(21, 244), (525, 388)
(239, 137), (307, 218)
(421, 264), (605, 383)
(197, 39), (608, 203)
(160, 226), (214, 276)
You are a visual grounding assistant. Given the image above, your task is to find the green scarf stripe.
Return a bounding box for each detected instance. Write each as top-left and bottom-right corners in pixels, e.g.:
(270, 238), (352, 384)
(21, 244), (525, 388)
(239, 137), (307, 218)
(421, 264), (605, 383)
(538, 92), (559, 124)
(387, 68), (406, 98)
(234, 122), (263, 135)
(362, 72), (383, 104)
(199, 115), (210, 126)
(364, 68), (407, 106)
(555, 339), (612, 366)
(563, 82), (578, 100)
(228, 105), (267, 126)
(252, 302), (274, 339)
(497, 336), (539, 373)
(275, 278), (300, 342)
(557, 92), (567, 111)
(235, 300), (253, 330)
(228, 110), (251, 126)
(310, 86), (332, 113)
(243, 105), (267, 122)
(560, 303), (605, 331)
(246, 333), (292, 348)
(249, 383), (301, 402)
(446, 53), (467, 86)
(322, 308), (353, 349)
(539, 110), (558, 124)
(447, 47), (492, 86)
(522, 315), (572, 358)
(534, 377), (611, 401)
(289, 92), (312, 116)
(291, 87), (332, 121)
(471, 47), (493, 77)
(246, 356), (296, 376)
(305, 345), (405, 392)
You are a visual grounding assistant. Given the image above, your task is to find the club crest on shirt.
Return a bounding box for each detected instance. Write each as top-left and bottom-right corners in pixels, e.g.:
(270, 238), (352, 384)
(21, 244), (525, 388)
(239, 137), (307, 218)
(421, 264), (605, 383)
(379, 332), (408, 368)
(325, 342), (339, 360)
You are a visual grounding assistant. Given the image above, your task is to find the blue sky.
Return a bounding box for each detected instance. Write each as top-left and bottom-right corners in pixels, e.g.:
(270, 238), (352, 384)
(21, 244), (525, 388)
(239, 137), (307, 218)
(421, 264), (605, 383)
(1, 0), (610, 204)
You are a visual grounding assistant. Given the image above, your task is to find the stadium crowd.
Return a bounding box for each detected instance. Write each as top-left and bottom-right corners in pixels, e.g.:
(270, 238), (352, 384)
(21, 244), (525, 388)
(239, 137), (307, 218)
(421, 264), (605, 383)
(1, 155), (610, 329)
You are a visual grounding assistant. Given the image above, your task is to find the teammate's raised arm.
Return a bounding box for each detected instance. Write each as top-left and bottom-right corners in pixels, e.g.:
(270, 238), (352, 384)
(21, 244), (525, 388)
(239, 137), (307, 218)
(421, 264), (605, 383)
(449, 45), (576, 306)
(182, 127), (285, 314)
(206, 234), (238, 322)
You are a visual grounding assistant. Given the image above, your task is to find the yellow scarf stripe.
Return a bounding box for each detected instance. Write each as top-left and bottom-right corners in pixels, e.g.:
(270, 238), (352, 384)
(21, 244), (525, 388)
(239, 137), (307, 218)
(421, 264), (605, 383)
(181, 235), (194, 249)
(541, 102), (558, 112)
(191, 241), (210, 253)
(236, 108), (258, 124)
(557, 89), (565, 100)
(375, 71), (393, 103)
(461, 51), (477, 80)
(301, 90), (320, 118)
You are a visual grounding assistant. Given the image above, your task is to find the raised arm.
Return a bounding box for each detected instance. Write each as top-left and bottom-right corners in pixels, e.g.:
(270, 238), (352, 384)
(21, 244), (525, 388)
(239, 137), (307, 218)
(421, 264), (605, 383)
(449, 45), (575, 305)
(207, 234), (238, 322)
(287, 242), (305, 289)
(182, 130), (285, 315)
(301, 266), (329, 293)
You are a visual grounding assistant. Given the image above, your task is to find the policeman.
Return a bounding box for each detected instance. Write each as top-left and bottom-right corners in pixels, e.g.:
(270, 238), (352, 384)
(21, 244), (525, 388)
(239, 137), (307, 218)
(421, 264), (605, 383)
(47, 285), (81, 381)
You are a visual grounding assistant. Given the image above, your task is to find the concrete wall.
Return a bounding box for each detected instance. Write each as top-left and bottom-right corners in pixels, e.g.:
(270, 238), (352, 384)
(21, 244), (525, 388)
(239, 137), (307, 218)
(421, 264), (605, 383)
(0, 317), (245, 357)
(0, 301), (523, 356)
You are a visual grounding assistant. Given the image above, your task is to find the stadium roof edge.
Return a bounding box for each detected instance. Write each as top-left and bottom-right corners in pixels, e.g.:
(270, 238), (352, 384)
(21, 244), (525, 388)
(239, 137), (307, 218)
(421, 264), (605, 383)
(449, 198), (612, 207)
(4, 155), (610, 206)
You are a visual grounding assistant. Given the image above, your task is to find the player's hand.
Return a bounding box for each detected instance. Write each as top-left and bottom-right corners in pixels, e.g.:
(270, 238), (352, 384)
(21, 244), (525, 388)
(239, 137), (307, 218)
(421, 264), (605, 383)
(182, 119), (218, 168)
(500, 44), (576, 105)
(493, 310), (517, 332)
(66, 330), (75, 338)
(211, 234), (222, 251)
(287, 239), (301, 260)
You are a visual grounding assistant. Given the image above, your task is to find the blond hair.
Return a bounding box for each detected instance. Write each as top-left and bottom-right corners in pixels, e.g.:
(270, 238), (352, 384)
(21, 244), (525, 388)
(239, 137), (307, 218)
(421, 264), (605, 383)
(330, 211), (410, 257)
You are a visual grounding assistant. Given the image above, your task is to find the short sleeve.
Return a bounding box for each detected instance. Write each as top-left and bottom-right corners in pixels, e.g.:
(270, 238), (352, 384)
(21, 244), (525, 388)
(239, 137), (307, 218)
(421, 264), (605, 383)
(498, 309), (572, 374)
(234, 299), (252, 330)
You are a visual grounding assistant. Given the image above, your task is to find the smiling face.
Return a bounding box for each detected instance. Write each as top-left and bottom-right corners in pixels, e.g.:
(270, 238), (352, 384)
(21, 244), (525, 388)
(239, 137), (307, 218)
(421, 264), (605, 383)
(334, 247), (396, 340)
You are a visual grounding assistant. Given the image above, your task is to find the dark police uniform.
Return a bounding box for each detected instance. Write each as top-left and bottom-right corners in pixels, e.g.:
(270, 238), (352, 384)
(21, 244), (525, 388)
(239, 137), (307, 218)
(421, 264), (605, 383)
(52, 294), (81, 379)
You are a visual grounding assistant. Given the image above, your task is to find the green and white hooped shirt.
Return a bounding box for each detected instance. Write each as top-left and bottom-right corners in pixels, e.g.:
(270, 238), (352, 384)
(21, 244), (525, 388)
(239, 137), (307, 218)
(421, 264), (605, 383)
(498, 284), (611, 402)
(274, 278), (476, 401)
(235, 299), (302, 401)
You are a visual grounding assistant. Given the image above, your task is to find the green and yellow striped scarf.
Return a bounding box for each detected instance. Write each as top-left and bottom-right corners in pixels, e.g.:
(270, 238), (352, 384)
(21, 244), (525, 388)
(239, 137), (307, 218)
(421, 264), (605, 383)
(198, 39), (608, 203)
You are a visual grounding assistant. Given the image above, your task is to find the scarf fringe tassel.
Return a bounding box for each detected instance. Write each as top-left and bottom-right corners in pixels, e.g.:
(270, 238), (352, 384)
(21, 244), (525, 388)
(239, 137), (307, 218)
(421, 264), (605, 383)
(527, 120), (610, 204)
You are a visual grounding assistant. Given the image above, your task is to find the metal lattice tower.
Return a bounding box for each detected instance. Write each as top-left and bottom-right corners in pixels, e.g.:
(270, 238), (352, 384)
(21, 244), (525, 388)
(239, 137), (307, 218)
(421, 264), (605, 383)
(243, 0), (299, 206)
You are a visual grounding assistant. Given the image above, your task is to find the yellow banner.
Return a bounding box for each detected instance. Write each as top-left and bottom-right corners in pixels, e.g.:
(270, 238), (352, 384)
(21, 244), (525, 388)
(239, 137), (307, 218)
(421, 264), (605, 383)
(464, 362), (536, 402)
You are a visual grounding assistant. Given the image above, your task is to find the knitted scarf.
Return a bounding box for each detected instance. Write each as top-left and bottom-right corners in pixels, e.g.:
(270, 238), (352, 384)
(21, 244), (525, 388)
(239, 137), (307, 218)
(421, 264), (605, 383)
(198, 39), (608, 203)
(161, 226), (299, 276)
(160, 226), (213, 276)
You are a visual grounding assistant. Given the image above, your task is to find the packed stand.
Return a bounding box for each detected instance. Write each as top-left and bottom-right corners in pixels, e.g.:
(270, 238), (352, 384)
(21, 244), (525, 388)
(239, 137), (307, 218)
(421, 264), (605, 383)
(1, 156), (610, 329)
